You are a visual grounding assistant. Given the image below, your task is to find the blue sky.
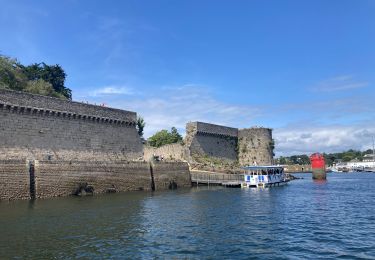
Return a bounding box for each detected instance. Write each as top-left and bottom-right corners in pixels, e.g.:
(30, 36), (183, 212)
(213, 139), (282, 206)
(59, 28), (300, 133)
(1, 0), (374, 156)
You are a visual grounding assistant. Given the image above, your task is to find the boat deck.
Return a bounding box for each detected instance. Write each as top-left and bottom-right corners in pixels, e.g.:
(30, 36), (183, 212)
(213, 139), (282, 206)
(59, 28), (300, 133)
(191, 171), (243, 187)
(190, 170), (289, 188)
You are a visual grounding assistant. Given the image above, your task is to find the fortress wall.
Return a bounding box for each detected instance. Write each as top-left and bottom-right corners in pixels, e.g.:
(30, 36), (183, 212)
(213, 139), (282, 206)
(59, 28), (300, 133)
(152, 161), (191, 190)
(238, 128), (273, 166)
(35, 161), (152, 198)
(0, 90), (193, 200)
(186, 122), (238, 162)
(0, 89), (136, 121)
(143, 143), (189, 162)
(0, 160), (29, 200)
(0, 147), (138, 161)
(0, 91), (143, 160)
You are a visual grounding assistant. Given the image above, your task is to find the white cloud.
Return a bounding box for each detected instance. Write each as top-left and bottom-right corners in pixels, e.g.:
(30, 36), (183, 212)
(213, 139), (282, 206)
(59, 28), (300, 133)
(81, 83), (375, 156)
(90, 86), (134, 96)
(311, 75), (368, 92)
(274, 124), (375, 156)
(89, 84), (263, 137)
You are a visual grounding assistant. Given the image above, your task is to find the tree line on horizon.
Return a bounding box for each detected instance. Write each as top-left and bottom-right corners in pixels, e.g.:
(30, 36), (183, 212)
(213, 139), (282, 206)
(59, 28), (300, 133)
(0, 54), (72, 100)
(276, 149), (375, 166)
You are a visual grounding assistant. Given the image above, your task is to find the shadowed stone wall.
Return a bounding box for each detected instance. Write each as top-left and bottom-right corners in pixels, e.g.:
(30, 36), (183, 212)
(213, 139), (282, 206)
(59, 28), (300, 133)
(186, 122), (238, 162)
(152, 161), (191, 190)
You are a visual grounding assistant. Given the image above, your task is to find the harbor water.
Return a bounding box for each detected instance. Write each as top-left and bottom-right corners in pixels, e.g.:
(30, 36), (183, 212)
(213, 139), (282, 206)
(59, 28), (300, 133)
(1, 173), (375, 259)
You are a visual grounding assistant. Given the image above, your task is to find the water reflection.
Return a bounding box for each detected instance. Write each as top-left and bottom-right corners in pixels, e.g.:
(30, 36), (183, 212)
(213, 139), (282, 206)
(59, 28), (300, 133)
(1, 174), (375, 259)
(313, 179), (327, 185)
(0, 192), (150, 259)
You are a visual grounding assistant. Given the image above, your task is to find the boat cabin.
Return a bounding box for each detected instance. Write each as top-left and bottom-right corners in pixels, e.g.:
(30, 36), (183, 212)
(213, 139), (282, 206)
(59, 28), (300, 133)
(241, 166), (286, 188)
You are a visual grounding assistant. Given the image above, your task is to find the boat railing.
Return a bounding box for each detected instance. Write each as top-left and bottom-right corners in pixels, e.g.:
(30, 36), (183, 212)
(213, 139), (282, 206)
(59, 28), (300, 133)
(191, 172), (244, 184)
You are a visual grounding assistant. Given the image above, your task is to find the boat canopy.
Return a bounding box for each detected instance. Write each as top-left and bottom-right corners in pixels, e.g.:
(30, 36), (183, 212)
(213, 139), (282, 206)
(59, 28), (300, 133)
(242, 166), (284, 170)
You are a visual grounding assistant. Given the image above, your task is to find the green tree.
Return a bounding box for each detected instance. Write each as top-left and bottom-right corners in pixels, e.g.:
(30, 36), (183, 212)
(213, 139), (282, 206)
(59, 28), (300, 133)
(0, 55), (27, 91)
(21, 63), (72, 100)
(278, 156), (287, 165)
(136, 116), (145, 137)
(0, 55), (72, 99)
(148, 127), (183, 147)
(342, 155), (353, 162)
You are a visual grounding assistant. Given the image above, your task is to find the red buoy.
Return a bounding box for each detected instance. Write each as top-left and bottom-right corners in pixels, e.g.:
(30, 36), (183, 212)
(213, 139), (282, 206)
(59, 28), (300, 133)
(309, 153), (326, 180)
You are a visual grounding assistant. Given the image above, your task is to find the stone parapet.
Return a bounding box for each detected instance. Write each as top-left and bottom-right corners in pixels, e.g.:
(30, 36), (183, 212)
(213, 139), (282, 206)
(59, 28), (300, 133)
(0, 89), (136, 122)
(187, 121), (238, 137)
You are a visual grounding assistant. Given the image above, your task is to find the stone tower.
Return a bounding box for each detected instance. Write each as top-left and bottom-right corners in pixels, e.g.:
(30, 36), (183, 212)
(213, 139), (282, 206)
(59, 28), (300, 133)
(238, 127), (274, 166)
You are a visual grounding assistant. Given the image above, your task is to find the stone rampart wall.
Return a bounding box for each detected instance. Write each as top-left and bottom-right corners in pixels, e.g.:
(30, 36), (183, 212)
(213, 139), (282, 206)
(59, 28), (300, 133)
(238, 128), (273, 166)
(143, 143), (189, 162)
(0, 96), (143, 160)
(0, 89), (136, 122)
(152, 161), (191, 190)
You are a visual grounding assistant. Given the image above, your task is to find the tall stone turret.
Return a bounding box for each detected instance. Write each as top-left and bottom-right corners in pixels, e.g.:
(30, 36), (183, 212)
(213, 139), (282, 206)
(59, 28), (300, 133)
(238, 127), (274, 166)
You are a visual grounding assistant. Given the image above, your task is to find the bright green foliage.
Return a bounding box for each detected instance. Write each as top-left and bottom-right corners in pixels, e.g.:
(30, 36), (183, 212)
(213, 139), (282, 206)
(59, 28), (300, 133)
(148, 127), (183, 147)
(0, 55), (72, 100)
(136, 116), (146, 137)
(25, 79), (66, 99)
(0, 56), (27, 91)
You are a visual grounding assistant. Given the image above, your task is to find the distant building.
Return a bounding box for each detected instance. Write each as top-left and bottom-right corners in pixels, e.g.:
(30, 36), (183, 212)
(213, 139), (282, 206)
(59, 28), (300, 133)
(363, 154), (375, 162)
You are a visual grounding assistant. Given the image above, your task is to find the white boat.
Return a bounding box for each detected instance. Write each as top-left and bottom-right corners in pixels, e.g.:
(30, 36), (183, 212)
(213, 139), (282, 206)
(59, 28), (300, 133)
(241, 166), (289, 188)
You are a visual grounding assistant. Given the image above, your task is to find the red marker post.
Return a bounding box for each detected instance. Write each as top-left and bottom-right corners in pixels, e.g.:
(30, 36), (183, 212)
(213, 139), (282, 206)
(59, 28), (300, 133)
(309, 153), (327, 180)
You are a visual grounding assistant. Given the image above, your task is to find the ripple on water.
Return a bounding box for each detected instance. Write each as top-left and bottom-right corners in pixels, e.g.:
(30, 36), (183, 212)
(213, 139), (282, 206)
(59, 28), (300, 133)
(0, 173), (375, 259)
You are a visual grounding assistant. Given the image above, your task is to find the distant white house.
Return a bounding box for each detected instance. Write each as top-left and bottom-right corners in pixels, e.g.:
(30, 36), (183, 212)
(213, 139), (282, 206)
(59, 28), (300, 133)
(332, 155), (375, 171)
(363, 154), (375, 162)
